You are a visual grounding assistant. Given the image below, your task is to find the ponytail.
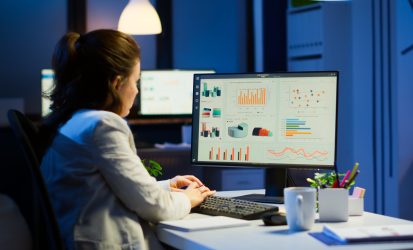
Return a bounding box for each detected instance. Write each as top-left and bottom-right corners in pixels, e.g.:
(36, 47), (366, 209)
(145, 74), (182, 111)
(40, 29), (140, 152)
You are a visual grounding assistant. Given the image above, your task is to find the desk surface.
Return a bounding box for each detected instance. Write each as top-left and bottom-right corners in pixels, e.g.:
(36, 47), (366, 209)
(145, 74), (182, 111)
(157, 189), (413, 250)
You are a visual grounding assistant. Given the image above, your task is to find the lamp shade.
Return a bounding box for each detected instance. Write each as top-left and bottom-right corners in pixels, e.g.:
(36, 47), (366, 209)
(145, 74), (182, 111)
(118, 0), (162, 35)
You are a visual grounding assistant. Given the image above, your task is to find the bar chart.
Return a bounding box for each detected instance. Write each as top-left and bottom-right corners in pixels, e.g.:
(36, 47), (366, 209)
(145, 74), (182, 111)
(200, 122), (220, 138)
(237, 88), (267, 105)
(208, 145), (250, 161)
(284, 118), (312, 137)
(202, 82), (221, 97)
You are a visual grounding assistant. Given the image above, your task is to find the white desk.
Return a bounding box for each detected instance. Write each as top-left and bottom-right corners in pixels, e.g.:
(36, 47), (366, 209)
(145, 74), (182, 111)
(157, 189), (413, 250)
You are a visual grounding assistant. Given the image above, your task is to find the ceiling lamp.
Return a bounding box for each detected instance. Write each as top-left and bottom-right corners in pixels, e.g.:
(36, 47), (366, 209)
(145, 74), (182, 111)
(118, 0), (162, 35)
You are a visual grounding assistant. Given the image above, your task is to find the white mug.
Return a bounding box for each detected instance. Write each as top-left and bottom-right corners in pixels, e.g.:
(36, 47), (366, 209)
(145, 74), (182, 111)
(284, 187), (316, 231)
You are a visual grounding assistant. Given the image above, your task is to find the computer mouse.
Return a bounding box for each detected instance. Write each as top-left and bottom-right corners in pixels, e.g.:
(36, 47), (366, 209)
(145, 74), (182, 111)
(262, 212), (287, 226)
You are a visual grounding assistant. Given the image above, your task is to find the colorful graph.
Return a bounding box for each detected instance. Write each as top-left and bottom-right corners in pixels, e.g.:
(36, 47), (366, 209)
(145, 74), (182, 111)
(237, 88), (267, 105)
(202, 108), (211, 118)
(228, 123), (248, 138)
(200, 122), (220, 138)
(202, 108), (222, 118)
(289, 87), (326, 108)
(285, 118), (312, 137)
(202, 82), (221, 97)
(212, 108), (221, 117)
(252, 127), (273, 137)
(208, 145), (250, 161)
(267, 147), (328, 161)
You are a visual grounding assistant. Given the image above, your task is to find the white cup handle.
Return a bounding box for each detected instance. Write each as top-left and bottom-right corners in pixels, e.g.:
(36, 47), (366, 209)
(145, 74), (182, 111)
(296, 194), (304, 228)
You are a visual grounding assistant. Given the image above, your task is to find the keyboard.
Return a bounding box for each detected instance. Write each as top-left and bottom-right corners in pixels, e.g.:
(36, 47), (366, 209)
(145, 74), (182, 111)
(192, 196), (279, 220)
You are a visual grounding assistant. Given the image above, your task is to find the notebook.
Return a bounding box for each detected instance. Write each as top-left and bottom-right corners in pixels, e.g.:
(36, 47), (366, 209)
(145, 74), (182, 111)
(158, 216), (251, 232)
(322, 224), (413, 243)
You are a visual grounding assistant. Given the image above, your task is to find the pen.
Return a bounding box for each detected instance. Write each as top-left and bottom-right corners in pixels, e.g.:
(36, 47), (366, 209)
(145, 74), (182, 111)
(348, 162), (359, 182)
(339, 170), (351, 188)
(344, 169), (360, 189)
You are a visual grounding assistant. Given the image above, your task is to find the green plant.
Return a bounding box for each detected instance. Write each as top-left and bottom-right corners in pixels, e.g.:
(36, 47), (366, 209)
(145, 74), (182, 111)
(141, 159), (163, 177)
(306, 171), (355, 189)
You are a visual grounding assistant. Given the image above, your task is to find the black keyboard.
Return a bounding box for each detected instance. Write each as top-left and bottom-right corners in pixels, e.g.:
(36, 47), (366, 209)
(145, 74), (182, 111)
(192, 196), (279, 220)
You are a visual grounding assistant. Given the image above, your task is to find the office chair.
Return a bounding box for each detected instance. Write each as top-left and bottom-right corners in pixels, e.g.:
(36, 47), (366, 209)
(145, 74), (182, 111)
(7, 109), (64, 250)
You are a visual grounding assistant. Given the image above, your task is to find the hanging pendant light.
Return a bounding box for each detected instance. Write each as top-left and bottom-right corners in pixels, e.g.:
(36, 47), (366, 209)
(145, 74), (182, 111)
(118, 0), (162, 35)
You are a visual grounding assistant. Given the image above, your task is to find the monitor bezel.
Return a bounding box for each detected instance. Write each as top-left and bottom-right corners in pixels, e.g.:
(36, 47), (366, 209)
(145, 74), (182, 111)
(190, 70), (339, 171)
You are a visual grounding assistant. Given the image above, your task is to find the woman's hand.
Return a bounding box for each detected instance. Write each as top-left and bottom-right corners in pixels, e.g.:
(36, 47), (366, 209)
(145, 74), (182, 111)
(169, 175), (204, 191)
(179, 182), (216, 208)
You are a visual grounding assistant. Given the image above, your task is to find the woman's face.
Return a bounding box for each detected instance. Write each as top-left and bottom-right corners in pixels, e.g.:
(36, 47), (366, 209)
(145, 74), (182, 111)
(117, 60), (141, 117)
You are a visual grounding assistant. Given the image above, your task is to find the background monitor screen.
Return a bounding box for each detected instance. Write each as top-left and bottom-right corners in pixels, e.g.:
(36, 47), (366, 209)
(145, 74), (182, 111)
(41, 69), (54, 117)
(138, 69), (215, 116)
(191, 71), (338, 202)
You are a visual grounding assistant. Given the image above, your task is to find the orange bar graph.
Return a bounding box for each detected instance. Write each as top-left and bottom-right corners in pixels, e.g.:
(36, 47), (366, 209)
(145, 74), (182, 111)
(209, 147), (214, 160)
(285, 130), (312, 136)
(237, 88), (267, 105)
(208, 146), (250, 162)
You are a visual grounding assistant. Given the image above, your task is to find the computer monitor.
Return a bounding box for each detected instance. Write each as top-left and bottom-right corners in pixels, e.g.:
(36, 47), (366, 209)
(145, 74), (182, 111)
(138, 69), (215, 116)
(191, 71), (338, 203)
(41, 69), (54, 117)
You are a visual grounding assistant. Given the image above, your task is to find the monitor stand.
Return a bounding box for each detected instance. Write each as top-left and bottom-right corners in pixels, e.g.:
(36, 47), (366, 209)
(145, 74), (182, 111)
(234, 168), (286, 204)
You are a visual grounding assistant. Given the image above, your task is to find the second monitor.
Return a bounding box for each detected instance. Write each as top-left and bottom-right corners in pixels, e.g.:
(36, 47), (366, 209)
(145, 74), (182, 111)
(138, 69), (215, 116)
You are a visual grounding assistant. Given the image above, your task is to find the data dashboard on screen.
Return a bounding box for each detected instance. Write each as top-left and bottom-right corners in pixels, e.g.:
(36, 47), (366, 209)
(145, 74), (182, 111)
(138, 70), (215, 116)
(191, 71), (338, 168)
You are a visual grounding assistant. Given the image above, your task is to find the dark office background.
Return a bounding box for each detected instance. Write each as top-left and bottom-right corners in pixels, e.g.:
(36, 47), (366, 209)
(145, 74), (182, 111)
(0, 0), (412, 220)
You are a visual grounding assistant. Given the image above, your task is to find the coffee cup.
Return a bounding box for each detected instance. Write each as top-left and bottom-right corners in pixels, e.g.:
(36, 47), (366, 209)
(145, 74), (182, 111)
(284, 187), (316, 231)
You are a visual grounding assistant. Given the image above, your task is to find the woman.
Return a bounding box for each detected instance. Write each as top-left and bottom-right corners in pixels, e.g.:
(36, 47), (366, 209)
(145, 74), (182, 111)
(40, 29), (215, 250)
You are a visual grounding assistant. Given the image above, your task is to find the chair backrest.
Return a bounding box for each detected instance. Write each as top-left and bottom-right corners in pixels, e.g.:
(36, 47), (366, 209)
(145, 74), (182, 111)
(7, 109), (64, 250)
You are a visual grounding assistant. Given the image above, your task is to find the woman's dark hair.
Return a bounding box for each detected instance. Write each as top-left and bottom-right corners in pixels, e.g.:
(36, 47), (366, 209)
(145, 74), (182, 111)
(40, 29), (140, 148)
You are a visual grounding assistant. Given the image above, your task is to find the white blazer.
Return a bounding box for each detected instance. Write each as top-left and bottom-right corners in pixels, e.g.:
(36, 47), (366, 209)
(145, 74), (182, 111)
(40, 109), (190, 250)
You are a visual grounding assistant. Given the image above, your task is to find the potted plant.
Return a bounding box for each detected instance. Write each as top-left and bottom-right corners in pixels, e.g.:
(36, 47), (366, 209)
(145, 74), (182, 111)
(141, 159), (163, 177)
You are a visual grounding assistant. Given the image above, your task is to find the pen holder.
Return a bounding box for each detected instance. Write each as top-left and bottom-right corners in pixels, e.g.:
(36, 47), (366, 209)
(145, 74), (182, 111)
(348, 196), (364, 216)
(318, 188), (349, 222)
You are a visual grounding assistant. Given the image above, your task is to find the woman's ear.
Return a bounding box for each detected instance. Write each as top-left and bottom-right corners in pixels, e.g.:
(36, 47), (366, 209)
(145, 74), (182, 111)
(111, 76), (123, 90)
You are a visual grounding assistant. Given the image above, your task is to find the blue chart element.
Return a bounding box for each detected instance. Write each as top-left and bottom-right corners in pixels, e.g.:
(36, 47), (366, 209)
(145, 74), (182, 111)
(228, 123), (248, 138)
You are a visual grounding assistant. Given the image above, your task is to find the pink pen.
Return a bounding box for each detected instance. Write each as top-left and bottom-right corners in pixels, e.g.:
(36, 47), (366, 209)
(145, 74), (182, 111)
(339, 170), (351, 188)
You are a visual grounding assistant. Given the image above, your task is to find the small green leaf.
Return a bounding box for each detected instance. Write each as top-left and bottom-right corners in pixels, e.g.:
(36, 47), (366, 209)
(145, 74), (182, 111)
(141, 159), (163, 177)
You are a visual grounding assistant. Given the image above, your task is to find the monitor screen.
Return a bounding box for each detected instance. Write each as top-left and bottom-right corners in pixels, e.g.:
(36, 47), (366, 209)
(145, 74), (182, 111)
(138, 70), (215, 116)
(41, 69), (54, 117)
(191, 71), (338, 202)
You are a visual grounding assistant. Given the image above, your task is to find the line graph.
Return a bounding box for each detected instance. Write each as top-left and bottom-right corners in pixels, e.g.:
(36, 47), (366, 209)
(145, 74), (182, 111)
(267, 147), (329, 161)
